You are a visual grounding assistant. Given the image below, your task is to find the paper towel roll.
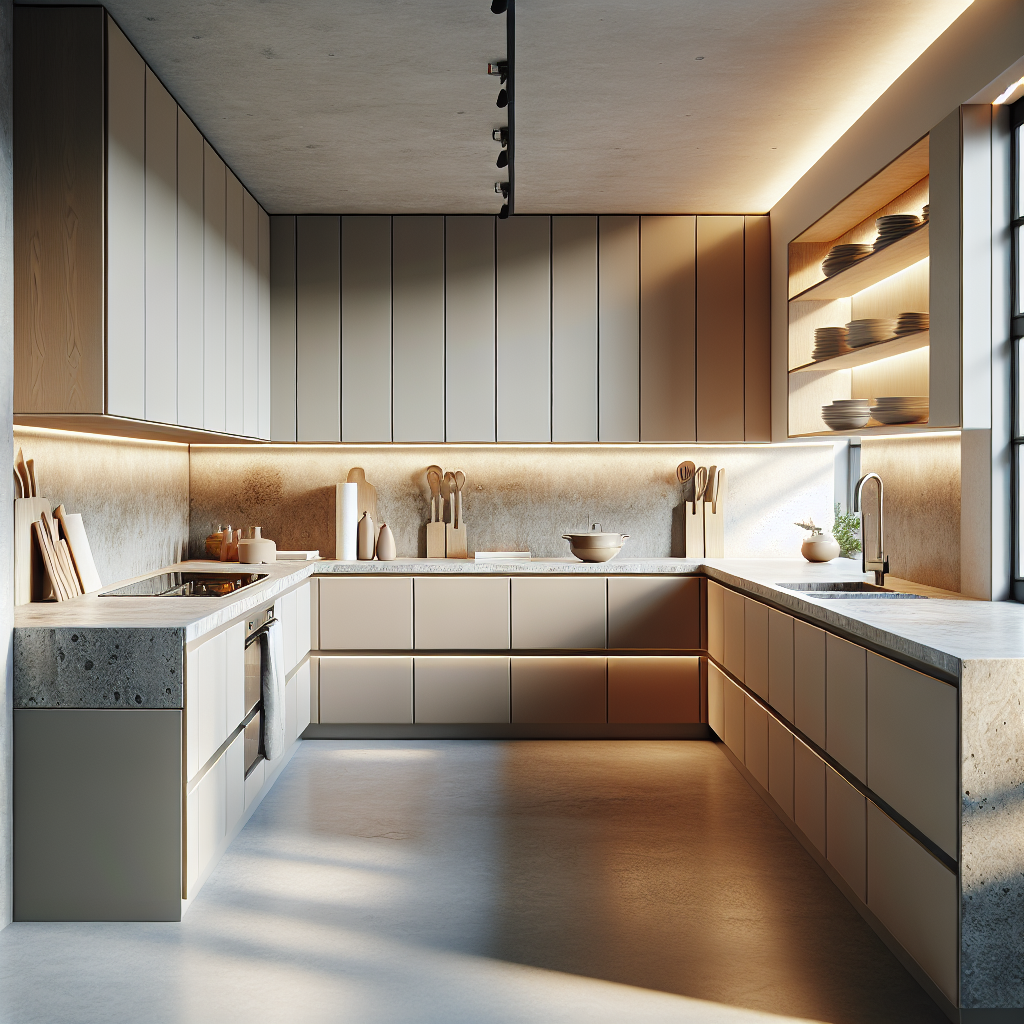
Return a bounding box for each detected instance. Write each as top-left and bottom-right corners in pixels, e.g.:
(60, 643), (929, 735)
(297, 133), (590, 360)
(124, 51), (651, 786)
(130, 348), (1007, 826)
(336, 482), (359, 560)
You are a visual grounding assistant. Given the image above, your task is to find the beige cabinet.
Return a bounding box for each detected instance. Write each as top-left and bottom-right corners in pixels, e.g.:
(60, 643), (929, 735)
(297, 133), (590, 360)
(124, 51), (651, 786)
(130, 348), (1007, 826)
(414, 577), (510, 649)
(511, 577), (605, 649)
(414, 656), (510, 723)
(768, 715), (795, 818)
(744, 695), (769, 789)
(279, 588), (297, 671)
(743, 599), (768, 699)
(607, 576), (700, 649)
(826, 765), (866, 901)
(767, 608), (795, 722)
(319, 577), (413, 651)
(607, 656), (700, 724)
(511, 657), (606, 724)
(295, 659), (312, 738)
(723, 674), (745, 759)
(707, 581), (725, 663)
(867, 803), (958, 1004)
(826, 634), (867, 782)
(867, 652), (958, 857)
(186, 622), (244, 781)
(319, 656), (413, 724)
(722, 589), (745, 680)
(794, 619), (826, 747)
(296, 581), (312, 662)
(794, 737), (826, 855)
(708, 660), (725, 738)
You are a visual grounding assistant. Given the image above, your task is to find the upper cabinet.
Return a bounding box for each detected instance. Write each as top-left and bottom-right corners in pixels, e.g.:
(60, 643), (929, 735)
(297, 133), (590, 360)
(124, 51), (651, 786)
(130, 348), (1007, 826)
(13, 8), (272, 442)
(270, 213), (771, 444)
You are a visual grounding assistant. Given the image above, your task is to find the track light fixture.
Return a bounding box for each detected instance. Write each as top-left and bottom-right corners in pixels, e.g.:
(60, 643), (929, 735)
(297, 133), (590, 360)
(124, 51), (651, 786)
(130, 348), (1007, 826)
(487, 61), (508, 84)
(496, 88), (508, 109)
(499, 203), (509, 219)
(496, 149), (508, 169)
(490, 0), (507, 13)
(495, 182), (510, 199)
(492, 127), (509, 146)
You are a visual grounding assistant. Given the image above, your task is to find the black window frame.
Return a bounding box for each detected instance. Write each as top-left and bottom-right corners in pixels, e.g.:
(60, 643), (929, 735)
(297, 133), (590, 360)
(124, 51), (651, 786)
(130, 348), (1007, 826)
(1010, 96), (1024, 600)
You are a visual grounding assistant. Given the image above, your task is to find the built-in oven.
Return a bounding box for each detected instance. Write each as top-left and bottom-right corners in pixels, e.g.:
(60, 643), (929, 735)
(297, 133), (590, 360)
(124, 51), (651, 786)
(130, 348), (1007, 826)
(243, 607), (275, 777)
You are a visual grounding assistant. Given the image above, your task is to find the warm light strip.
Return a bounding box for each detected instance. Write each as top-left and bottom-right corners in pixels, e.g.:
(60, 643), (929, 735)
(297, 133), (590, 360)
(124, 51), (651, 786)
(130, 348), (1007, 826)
(13, 425), (188, 448)
(189, 441), (833, 451)
(861, 430), (961, 441)
(993, 76), (1024, 105)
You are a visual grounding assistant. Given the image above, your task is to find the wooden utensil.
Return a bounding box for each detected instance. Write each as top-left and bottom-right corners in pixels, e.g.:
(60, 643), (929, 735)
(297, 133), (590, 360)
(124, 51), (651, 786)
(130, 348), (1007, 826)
(426, 470), (446, 558)
(704, 467), (726, 557)
(53, 505), (85, 593)
(41, 509), (77, 596)
(25, 459), (37, 498)
(347, 468), (378, 539)
(13, 467), (23, 499)
(447, 470), (467, 558)
(15, 448), (31, 498)
(676, 461), (696, 500)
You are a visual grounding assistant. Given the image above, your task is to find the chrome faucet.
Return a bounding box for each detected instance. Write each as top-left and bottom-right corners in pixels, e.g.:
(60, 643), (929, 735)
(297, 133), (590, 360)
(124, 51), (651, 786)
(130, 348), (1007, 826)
(854, 472), (889, 586)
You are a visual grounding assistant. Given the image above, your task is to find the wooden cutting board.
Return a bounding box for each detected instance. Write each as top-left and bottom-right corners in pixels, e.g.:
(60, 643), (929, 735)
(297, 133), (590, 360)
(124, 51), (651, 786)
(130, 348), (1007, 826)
(347, 468), (378, 536)
(15, 497), (53, 604)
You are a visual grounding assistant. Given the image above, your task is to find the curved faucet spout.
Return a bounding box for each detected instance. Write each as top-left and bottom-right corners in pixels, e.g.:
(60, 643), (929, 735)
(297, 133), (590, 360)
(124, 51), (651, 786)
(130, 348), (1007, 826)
(854, 472), (888, 586)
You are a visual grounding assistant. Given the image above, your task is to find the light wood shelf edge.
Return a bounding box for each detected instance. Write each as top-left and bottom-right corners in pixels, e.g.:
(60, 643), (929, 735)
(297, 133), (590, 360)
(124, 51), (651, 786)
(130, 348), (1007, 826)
(789, 331), (930, 374)
(790, 423), (952, 438)
(14, 414), (271, 445)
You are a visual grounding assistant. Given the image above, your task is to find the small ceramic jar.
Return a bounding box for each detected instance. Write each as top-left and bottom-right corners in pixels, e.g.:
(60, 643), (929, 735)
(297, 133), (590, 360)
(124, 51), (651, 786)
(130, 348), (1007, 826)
(801, 534), (840, 563)
(375, 523), (396, 561)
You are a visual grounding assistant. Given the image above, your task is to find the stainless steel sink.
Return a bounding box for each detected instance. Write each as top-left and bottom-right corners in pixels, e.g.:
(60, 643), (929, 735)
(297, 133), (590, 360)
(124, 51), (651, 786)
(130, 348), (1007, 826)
(778, 582), (927, 599)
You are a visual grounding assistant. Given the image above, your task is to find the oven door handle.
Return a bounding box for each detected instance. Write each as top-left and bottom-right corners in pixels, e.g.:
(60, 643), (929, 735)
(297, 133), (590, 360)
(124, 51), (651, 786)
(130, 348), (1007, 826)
(245, 616), (277, 648)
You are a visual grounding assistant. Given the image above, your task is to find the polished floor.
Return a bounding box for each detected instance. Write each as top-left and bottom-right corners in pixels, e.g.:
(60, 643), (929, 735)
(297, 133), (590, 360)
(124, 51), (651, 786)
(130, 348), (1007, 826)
(0, 740), (946, 1023)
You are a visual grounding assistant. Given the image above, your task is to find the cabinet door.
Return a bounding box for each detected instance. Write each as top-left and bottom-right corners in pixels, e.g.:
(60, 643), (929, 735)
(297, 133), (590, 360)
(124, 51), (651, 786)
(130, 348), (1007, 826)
(176, 109), (204, 428)
(224, 170), (245, 435)
(826, 765), (866, 902)
(296, 581), (312, 660)
(867, 803), (958, 1004)
(414, 656), (510, 723)
(194, 630), (226, 776)
(196, 749), (226, 883)
(744, 599), (768, 700)
(242, 190), (260, 438)
(867, 652), (958, 858)
(607, 576), (700, 649)
(708, 660), (725, 738)
(203, 142), (227, 432)
(224, 622), (245, 735)
(269, 215), (297, 441)
(608, 656), (699, 724)
(723, 674), (745, 758)
(794, 619), (826, 747)
(826, 634), (867, 782)
(319, 656), (413, 724)
(768, 715), (794, 818)
(225, 730), (245, 837)
(598, 215), (640, 441)
(767, 608), (795, 722)
(707, 581), (724, 663)
(722, 589), (745, 680)
(511, 657), (606, 724)
(285, 674), (297, 746)
(258, 208), (272, 439)
(511, 577), (605, 649)
(794, 737), (826, 855)
(279, 589), (297, 673)
(414, 577), (510, 650)
(243, 757), (264, 810)
(744, 694), (769, 788)
(320, 577), (413, 651)
(295, 659), (312, 736)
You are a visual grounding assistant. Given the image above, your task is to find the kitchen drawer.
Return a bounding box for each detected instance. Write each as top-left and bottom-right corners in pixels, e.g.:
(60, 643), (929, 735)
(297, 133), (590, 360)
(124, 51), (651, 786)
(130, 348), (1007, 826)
(295, 658), (312, 736)
(794, 736), (826, 855)
(225, 730), (245, 839)
(607, 576), (700, 649)
(414, 656), (510, 723)
(511, 577), (606, 649)
(296, 581), (312, 660)
(793, 619), (826, 747)
(723, 674), (744, 759)
(767, 608), (794, 722)
(319, 577), (413, 650)
(309, 657), (320, 724)
(867, 803), (958, 1004)
(744, 694), (769, 789)
(243, 757), (264, 810)
(511, 657), (606, 724)
(186, 621), (244, 782)
(319, 656), (413, 724)
(826, 765), (866, 901)
(607, 656), (699, 724)
(866, 652), (957, 858)
(708, 660), (725, 738)
(768, 715), (794, 818)
(826, 634), (866, 782)
(279, 589), (297, 671)
(744, 599), (768, 699)
(707, 581), (725, 663)
(285, 673), (298, 746)
(196, 749), (226, 891)
(414, 577), (510, 649)
(722, 589), (745, 680)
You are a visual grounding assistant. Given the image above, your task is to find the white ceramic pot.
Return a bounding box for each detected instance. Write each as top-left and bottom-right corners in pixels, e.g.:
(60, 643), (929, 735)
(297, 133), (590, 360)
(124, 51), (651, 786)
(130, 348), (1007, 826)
(801, 535), (840, 563)
(562, 528), (629, 563)
(375, 523), (396, 561)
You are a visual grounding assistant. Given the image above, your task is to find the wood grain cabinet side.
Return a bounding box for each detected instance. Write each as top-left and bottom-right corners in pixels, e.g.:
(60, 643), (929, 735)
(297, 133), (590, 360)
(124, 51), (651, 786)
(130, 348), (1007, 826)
(607, 576), (700, 649)
(708, 660), (725, 738)
(607, 656), (700, 724)
(414, 577), (510, 650)
(511, 577), (606, 649)
(319, 577), (414, 651)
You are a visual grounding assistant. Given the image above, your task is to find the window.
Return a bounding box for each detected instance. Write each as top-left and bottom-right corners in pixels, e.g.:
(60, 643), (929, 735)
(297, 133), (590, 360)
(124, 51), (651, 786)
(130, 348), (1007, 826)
(1012, 96), (1024, 598)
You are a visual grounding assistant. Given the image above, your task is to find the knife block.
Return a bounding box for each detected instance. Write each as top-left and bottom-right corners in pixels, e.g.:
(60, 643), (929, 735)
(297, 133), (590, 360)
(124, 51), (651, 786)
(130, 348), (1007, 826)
(15, 496), (55, 604)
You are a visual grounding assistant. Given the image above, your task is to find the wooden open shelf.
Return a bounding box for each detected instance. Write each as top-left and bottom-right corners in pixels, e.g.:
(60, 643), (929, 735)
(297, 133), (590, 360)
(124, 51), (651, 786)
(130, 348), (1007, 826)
(796, 423), (934, 438)
(13, 413), (271, 445)
(790, 331), (929, 374)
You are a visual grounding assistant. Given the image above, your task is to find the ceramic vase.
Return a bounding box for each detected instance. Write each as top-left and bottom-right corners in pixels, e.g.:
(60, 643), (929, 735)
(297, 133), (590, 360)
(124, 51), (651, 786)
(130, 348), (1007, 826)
(375, 523), (396, 561)
(801, 534), (840, 563)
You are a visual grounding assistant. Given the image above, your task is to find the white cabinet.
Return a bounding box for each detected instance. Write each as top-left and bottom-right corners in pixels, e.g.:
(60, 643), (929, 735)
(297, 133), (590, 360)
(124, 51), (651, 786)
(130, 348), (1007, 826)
(607, 576), (700, 649)
(284, 674), (298, 746)
(296, 581), (312, 661)
(511, 577), (605, 649)
(826, 634), (867, 782)
(708, 660), (725, 738)
(722, 589), (745, 680)
(224, 170), (245, 435)
(723, 674), (745, 759)
(243, 191), (260, 438)
(867, 652), (958, 857)
(186, 622), (244, 780)
(598, 216), (640, 441)
(607, 656), (700, 724)
(414, 657), (510, 724)
(794, 619), (826, 747)
(279, 589), (297, 671)
(768, 715), (795, 818)
(707, 581), (725, 663)
(511, 657), (606, 724)
(826, 765), (866, 901)
(744, 694), (769, 789)
(176, 109), (205, 429)
(767, 608), (794, 722)
(794, 737), (826, 855)
(203, 141), (227, 433)
(195, 749), (226, 892)
(743, 599), (768, 699)
(225, 731), (245, 838)
(295, 658), (312, 737)
(319, 656), (413, 724)
(320, 577), (413, 651)
(414, 577), (510, 649)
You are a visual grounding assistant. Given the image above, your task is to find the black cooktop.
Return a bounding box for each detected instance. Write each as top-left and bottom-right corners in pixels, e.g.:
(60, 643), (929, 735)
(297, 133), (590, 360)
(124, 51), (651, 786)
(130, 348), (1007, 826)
(99, 571), (268, 598)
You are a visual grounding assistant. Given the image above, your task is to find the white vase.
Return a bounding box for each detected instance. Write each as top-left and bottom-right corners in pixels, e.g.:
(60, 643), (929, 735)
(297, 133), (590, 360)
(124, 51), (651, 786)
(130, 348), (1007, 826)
(801, 534), (840, 563)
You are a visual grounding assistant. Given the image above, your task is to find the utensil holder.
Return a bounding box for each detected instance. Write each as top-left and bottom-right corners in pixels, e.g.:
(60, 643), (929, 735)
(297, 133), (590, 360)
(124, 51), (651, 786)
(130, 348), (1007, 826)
(703, 469), (726, 557)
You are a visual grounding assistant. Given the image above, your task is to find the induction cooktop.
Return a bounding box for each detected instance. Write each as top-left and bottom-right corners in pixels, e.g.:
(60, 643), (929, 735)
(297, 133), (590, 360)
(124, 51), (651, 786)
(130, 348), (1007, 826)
(99, 571), (268, 598)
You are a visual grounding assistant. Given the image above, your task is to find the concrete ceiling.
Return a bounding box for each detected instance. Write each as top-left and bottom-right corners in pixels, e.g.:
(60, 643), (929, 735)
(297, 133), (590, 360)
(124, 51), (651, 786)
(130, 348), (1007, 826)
(25, 0), (973, 214)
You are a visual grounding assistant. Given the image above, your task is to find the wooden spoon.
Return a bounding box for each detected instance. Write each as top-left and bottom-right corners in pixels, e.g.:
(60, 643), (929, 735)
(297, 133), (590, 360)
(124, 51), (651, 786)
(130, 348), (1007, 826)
(454, 471), (465, 528)
(693, 466), (708, 503)
(676, 460), (696, 501)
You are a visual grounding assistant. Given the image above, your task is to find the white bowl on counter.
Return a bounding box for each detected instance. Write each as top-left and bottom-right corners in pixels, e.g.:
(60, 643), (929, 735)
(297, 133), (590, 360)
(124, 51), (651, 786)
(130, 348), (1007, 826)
(562, 528), (629, 563)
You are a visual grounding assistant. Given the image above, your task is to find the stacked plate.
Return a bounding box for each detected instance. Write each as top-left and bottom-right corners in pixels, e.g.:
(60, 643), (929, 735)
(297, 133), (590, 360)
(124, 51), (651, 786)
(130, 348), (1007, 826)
(922, 204), (930, 223)
(822, 243), (873, 277)
(813, 326), (851, 360)
(821, 399), (871, 431)
(846, 318), (894, 347)
(870, 397), (929, 424)
(873, 214), (922, 250)
(894, 311), (929, 336)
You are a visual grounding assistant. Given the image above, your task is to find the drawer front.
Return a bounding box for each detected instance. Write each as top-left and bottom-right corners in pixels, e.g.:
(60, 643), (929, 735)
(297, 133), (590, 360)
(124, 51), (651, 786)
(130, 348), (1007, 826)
(707, 581), (725, 663)
(768, 715), (794, 819)
(744, 598), (769, 700)
(744, 694), (769, 789)
(319, 656), (413, 724)
(607, 656), (700, 724)
(511, 576), (606, 649)
(794, 619), (826, 747)
(722, 589), (745, 680)
(319, 577), (413, 650)
(607, 576), (700, 649)
(794, 737), (826, 855)
(511, 657), (606, 724)
(826, 765), (866, 902)
(708, 660), (725, 738)
(414, 656), (510, 723)
(767, 608), (795, 722)
(414, 577), (510, 649)
(826, 634), (867, 783)
(723, 674), (745, 758)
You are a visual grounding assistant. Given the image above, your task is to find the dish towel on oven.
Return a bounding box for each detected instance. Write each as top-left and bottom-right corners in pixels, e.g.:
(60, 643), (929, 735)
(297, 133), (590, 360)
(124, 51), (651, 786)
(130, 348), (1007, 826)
(260, 619), (286, 760)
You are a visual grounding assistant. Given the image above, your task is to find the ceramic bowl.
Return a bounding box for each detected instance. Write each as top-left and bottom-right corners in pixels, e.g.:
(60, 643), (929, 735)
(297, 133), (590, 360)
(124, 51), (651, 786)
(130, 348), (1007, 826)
(563, 531), (629, 562)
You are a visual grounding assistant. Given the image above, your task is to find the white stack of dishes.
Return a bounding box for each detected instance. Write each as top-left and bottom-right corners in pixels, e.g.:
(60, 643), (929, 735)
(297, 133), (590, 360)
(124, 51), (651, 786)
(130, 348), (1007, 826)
(873, 213), (922, 250)
(821, 399), (871, 431)
(846, 318), (894, 347)
(812, 326), (851, 361)
(870, 397), (929, 424)
(894, 311), (929, 336)
(922, 204), (929, 223)
(822, 243), (873, 277)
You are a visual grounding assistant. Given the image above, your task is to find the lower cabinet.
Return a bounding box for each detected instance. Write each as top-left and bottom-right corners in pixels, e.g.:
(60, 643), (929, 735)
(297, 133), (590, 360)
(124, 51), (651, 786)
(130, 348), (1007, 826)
(744, 599), (769, 700)
(723, 674), (745, 758)
(608, 656), (700, 723)
(414, 656), (511, 723)
(707, 581), (725, 663)
(708, 661), (725, 737)
(511, 657), (606, 724)
(825, 634), (866, 783)
(607, 576), (700, 649)
(186, 621), (245, 781)
(743, 694), (768, 789)
(511, 577), (606, 649)
(825, 765), (866, 901)
(319, 656), (414, 723)
(767, 714), (794, 818)
(794, 737), (826, 856)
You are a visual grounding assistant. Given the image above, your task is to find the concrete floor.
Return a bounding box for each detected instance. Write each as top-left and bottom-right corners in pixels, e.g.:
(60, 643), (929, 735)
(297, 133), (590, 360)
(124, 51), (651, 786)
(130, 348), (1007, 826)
(0, 740), (946, 1024)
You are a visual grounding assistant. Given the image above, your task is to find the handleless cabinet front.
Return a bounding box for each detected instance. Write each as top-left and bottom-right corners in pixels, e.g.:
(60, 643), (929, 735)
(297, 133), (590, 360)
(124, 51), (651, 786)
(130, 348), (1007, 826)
(512, 657), (606, 723)
(722, 589), (745, 680)
(511, 576), (606, 649)
(607, 576), (700, 649)
(414, 577), (510, 649)
(743, 598), (768, 699)
(319, 577), (413, 650)
(794, 620), (826, 747)
(767, 608), (795, 722)
(826, 634), (867, 782)
(319, 656), (413, 724)
(414, 656), (510, 723)
(707, 581), (725, 663)
(608, 656), (700, 723)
